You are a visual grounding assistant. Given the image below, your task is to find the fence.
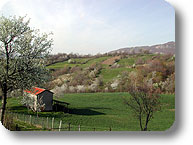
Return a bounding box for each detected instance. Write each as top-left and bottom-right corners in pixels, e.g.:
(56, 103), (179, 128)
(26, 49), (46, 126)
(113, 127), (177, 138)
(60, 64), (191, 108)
(6, 112), (113, 131)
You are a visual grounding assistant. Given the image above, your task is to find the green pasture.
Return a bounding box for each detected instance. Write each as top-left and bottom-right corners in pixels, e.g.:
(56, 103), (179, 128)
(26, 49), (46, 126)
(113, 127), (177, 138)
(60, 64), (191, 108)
(118, 54), (155, 67)
(2, 92), (175, 131)
(100, 68), (133, 83)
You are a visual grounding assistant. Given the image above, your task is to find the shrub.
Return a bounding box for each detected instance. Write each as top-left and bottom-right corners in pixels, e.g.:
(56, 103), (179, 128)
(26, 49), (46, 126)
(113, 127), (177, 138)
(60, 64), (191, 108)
(124, 71), (161, 131)
(158, 73), (175, 94)
(135, 58), (145, 65)
(52, 67), (70, 78)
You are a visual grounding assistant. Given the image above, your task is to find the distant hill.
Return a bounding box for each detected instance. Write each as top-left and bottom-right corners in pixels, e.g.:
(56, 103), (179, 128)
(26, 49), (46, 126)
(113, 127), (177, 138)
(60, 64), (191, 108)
(108, 41), (175, 55)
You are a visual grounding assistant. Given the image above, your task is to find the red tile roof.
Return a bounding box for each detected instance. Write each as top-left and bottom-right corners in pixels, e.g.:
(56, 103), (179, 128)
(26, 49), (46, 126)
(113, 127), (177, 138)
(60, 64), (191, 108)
(24, 87), (46, 95)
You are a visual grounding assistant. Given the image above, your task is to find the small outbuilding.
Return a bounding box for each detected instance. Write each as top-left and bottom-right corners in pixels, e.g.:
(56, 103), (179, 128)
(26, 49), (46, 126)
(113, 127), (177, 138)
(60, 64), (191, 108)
(24, 87), (53, 111)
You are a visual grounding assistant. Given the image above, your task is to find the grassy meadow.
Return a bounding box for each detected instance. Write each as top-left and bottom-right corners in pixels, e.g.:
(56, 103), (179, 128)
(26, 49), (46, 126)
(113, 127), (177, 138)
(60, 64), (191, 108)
(2, 92), (175, 131)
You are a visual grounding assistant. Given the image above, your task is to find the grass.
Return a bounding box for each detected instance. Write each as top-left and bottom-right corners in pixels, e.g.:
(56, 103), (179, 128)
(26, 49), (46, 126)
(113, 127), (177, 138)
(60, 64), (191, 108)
(118, 57), (135, 66)
(46, 61), (80, 69)
(82, 56), (110, 66)
(70, 58), (91, 64)
(100, 67), (133, 83)
(118, 54), (156, 67)
(12, 120), (45, 131)
(2, 92), (175, 131)
(47, 56), (111, 69)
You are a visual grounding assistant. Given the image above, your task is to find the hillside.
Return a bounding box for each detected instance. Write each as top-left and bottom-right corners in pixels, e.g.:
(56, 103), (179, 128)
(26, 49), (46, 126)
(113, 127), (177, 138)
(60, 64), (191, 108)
(108, 41), (175, 55)
(46, 53), (175, 95)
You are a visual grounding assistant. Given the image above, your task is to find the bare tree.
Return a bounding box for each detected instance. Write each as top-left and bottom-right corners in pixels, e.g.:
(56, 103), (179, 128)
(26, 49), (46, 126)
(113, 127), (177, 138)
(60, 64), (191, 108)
(124, 71), (161, 131)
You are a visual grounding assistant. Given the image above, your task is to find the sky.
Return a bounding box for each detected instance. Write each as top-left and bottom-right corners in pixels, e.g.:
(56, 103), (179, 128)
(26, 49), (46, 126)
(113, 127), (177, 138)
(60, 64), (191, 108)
(0, 0), (175, 54)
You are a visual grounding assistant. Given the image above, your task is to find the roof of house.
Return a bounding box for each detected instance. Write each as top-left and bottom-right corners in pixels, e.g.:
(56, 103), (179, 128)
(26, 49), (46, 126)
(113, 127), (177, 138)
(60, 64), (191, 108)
(24, 87), (46, 95)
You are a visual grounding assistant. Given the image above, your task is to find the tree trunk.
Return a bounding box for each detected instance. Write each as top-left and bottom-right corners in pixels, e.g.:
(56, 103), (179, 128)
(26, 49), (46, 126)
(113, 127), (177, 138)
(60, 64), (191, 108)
(143, 127), (147, 131)
(1, 44), (9, 125)
(143, 113), (150, 131)
(1, 87), (7, 125)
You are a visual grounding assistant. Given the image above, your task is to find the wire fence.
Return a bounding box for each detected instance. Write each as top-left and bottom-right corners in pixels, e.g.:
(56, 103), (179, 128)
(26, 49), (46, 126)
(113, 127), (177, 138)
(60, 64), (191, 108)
(6, 111), (113, 131)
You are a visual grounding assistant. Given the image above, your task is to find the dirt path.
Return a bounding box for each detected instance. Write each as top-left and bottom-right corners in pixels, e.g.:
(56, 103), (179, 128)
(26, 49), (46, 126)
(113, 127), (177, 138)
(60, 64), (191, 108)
(101, 56), (121, 65)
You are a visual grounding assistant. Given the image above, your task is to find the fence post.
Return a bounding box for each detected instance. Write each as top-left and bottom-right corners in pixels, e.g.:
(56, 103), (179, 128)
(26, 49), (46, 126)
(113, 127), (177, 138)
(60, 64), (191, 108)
(68, 123), (71, 131)
(42, 117), (44, 129)
(59, 120), (62, 131)
(36, 115), (38, 125)
(30, 115), (32, 125)
(47, 117), (49, 129)
(78, 125), (81, 131)
(23, 114), (25, 123)
(15, 124), (20, 131)
(52, 117), (54, 130)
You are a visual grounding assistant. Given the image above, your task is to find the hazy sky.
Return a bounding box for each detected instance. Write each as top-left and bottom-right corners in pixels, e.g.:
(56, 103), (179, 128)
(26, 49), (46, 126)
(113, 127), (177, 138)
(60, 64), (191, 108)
(0, 0), (175, 54)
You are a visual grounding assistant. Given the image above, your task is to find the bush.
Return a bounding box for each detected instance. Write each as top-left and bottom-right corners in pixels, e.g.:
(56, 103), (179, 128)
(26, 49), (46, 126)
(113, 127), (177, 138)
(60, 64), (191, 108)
(52, 67), (70, 78)
(52, 84), (68, 97)
(135, 58), (145, 65)
(158, 73), (175, 94)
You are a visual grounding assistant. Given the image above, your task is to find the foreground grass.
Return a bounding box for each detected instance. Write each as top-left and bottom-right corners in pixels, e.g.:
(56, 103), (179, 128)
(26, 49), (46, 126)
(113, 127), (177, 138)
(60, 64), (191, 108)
(12, 120), (45, 131)
(3, 92), (175, 131)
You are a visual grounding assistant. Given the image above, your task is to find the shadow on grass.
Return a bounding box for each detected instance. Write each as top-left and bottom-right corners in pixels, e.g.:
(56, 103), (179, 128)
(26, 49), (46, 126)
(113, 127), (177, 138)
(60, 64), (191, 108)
(8, 105), (107, 117)
(8, 105), (70, 118)
(69, 107), (108, 115)
(8, 106), (28, 113)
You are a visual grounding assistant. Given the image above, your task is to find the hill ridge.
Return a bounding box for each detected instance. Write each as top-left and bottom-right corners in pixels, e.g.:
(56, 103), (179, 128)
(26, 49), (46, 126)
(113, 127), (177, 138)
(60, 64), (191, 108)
(108, 41), (175, 55)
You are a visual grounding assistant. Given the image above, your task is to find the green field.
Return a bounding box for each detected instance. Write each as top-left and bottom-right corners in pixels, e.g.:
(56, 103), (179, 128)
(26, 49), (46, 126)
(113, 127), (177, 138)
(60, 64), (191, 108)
(117, 54), (155, 67)
(3, 92), (175, 131)
(100, 68), (133, 83)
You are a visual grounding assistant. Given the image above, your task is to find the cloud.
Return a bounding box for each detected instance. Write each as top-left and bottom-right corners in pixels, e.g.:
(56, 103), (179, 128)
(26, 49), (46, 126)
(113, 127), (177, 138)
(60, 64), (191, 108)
(0, 0), (175, 54)
(0, 0), (9, 10)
